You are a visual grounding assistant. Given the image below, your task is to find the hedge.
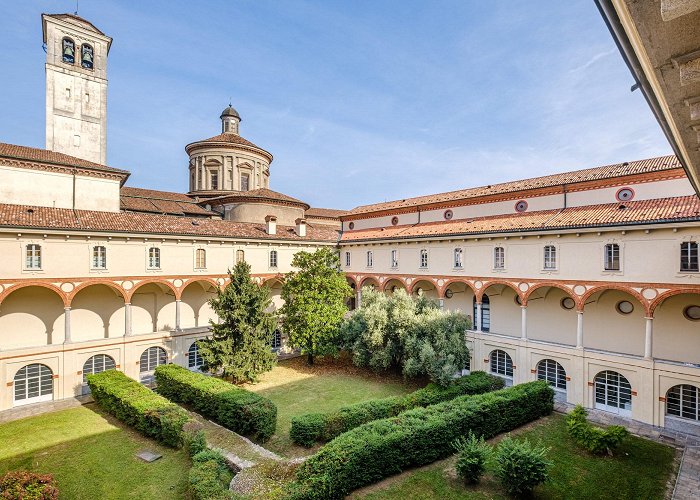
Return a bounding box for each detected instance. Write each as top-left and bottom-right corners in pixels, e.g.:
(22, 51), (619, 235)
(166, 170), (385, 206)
(291, 381), (554, 499)
(87, 370), (191, 448)
(566, 404), (629, 455)
(155, 364), (277, 441)
(188, 450), (234, 500)
(290, 371), (504, 446)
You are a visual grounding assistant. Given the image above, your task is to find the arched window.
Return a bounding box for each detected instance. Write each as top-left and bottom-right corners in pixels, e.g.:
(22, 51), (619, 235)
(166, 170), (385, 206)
(82, 354), (116, 390)
(140, 347), (167, 373)
(366, 251), (373, 267)
(666, 384), (700, 421)
(594, 370), (632, 416)
(454, 248), (463, 268)
(543, 245), (556, 270)
(62, 37), (75, 64)
(269, 250), (278, 268)
(195, 248), (206, 269)
(494, 247), (505, 269)
(188, 342), (203, 369)
(536, 359), (566, 390)
(25, 244), (42, 269)
(680, 241), (699, 272)
(419, 249), (428, 268)
(93, 245), (107, 269)
(14, 364), (53, 405)
(81, 43), (94, 69)
(604, 243), (620, 271)
(236, 249), (245, 263)
(240, 173), (250, 191)
(148, 247), (161, 269)
(473, 295), (490, 332)
(489, 349), (513, 378)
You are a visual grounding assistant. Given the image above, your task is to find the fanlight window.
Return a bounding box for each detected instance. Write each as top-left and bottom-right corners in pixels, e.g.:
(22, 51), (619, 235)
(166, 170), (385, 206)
(666, 384), (700, 421)
(93, 245), (107, 269)
(14, 364), (53, 404)
(490, 349), (513, 378)
(62, 37), (75, 64)
(536, 359), (566, 390)
(188, 342), (203, 368)
(81, 43), (94, 69)
(82, 354), (116, 384)
(139, 347), (167, 373)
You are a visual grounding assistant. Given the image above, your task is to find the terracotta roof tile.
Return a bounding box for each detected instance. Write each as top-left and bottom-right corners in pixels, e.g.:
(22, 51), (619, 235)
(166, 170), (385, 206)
(185, 133), (272, 159)
(0, 204), (338, 242)
(348, 155), (682, 216)
(206, 188), (310, 209)
(341, 195), (700, 242)
(306, 207), (347, 219)
(0, 142), (129, 175)
(120, 187), (214, 216)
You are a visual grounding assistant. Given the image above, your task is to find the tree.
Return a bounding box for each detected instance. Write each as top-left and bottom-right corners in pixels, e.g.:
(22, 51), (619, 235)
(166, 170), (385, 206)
(197, 260), (277, 383)
(281, 248), (352, 365)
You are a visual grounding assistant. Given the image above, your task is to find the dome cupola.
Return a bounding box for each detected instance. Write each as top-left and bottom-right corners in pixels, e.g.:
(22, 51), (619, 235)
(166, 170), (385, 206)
(220, 104), (241, 134)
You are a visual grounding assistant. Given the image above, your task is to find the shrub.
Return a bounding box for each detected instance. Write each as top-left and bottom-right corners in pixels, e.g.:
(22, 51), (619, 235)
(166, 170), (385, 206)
(290, 371), (503, 446)
(566, 405), (629, 455)
(0, 471), (58, 500)
(494, 436), (551, 497)
(453, 431), (491, 484)
(87, 370), (191, 447)
(155, 364), (277, 441)
(185, 428), (208, 457)
(188, 449), (234, 500)
(291, 381), (554, 499)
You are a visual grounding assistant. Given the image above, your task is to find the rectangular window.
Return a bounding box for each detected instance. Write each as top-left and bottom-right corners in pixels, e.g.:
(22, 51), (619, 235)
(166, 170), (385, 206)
(240, 173), (250, 191)
(148, 247), (161, 269)
(236, 249), (245, 263)
(92, 245), (107, 269)
(366, 251), (373, 267)
(25, 244), (42, 269)
(211, 171), (219, 190)
(604, 243), (620, 271)
(345, 251), (351, 267)
(391, 249), (399, 268)
(195, 248), (206, 269)
(454, 248), (463, 268)
(681, 241), (699, 272)
(494, 247), (505, 269)
(270, 250), (278, 268)
(420, 249), (428, 268)
(543, 245), (556, 270)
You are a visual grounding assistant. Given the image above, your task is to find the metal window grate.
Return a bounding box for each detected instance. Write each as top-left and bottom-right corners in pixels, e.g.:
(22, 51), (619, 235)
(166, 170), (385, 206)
(667, 384), (700, 421)
(82, 354), (116, 383)
(537, 359), (566, 389)
(140, 347), (167, 373)
(490, 349), (513, 377)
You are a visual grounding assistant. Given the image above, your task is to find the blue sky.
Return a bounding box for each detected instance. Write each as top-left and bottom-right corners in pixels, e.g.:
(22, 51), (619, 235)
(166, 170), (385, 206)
(0, 1), (671, 210)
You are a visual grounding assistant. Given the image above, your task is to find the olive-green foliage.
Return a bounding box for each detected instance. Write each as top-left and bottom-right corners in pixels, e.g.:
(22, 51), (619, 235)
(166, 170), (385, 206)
(341, 288), (471, 386)
(0, 470), (58, 500)
(290, 371), (504, 446)
(566, 404), (629, 455)
(86, 370), (191, 448)
(281, 248), (352, 365)
(290, 381), (554, 499)
(188, 450), (234, 500)
(494, 436), (551, 496)
(155, 364), (277, 441)
(453, 431), (491, 484)
(198, 260), (277, 383)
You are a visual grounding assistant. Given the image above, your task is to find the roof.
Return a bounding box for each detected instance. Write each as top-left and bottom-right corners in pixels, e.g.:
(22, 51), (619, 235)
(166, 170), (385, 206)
(348, 155), (682, 217)
(42, 13), (107, 36)
(0, 203), (339, 242)
(185, 132), (272, 160)
(0, 142), (129, 181)
(220, 106), (241, 119)
(306, 207), (347, 219)
(206, 188), (310, 209)
(120, 187), (214, 217)
(341, 195), (700, 242)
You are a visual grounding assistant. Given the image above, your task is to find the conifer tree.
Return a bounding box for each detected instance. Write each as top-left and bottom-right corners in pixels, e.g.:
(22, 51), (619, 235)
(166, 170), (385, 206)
(197, 260), (277, 383)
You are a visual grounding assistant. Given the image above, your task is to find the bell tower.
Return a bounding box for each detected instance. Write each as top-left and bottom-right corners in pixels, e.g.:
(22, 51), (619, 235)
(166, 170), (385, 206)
(42, 13), (112, 165)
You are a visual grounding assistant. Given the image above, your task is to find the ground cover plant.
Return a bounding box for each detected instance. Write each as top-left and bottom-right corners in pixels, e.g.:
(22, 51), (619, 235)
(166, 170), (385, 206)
(0, 470), (58, 499)
(0, 406), (190, 499)
(290, 371), (504, 446)
(354, 413), (676, 500)
(155, 364), (277, 441)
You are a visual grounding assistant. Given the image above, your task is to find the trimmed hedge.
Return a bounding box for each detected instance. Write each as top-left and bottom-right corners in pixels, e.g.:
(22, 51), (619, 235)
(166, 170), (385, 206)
(155, 364), (277, 441)
(290, 371), (504, 446)
(188, 450), (234, 500)
(87, 370), (191, 448)
(291, 381), (554, 499)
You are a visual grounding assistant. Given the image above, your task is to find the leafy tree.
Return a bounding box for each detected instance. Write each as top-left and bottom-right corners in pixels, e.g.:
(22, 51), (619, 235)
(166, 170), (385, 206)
(281, 248), (352, 365)
(197, 261), (276, 383)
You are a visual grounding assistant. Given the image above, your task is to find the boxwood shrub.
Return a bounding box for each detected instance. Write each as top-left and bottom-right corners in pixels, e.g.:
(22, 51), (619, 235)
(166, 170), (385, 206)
(188, 450), (234, 500)
(87, 370), (191, 448)
(291, 381), (553, 499)
(290, 371), (503, 446)
(155, 364), (277, 441)
(566, 404), (629, 455)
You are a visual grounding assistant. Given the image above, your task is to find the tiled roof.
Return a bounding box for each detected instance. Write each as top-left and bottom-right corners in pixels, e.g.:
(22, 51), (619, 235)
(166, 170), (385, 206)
(120, 187), (214, 216)
(0, 204), (339, 242)
(341, 195), (700, 242)
(0, 142), (129, 176)
(306, 207), (347, 219)
(43, 13), (106, 35)
(348, 155), (682, 216)
(207, 188), (310, 209)
(185, 133), (271, 158)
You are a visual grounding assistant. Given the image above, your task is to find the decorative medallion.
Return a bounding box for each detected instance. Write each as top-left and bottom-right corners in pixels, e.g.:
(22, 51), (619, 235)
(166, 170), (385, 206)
(615, 187), (635, 202)
(173, 279), (183, 288)
(348, 222), (355, 230)
(518, 282), (529, 292)
(217, 278), (226, 286)
(437, 279), (444, 287)
(514, 200), (528, 213)
(474, 280), (483, 289)
(60, 282), (74, 293)
(641, 288), (658, 300)
(391, 216), (399, 226)
(573, 285), (586, 296)
(444, 209), (453, 220)
(122, 281), (134, 290)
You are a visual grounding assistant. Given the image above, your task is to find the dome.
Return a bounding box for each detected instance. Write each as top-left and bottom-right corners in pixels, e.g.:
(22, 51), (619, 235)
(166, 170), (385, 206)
(220, 105), (241, 120)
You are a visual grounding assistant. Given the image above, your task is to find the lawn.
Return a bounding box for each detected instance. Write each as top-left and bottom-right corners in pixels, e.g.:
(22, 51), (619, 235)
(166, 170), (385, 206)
(245, 355), (422, 457)
(353, 413), (677, 500)
(0, 404), (191, 500)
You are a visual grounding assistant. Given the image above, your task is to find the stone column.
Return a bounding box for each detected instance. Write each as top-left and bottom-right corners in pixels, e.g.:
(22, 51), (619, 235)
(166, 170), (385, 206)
(476, 302), (482, 332)
(356, 290), (362, 309)
(63, 307), (72, 344)
(520, 305), (527, 340)
(175, 300), (182, 331)
(576, 311), (584, 348)
(438, 298), (445, 310)
(124, 303), (132, 337)
(644, 317), (653, 359)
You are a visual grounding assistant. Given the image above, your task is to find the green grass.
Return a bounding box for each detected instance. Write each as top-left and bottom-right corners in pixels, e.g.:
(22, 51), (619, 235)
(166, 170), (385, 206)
(354, 413), (677, 500)
(0, 404), (191, 500)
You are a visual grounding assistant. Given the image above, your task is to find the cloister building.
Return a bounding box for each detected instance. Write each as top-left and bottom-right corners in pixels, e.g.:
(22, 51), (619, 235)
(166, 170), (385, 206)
(1, 12), (700, 437)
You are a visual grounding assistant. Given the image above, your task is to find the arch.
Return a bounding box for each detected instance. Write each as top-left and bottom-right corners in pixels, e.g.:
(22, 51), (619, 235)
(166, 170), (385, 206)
(344, 275), (357, 288)
(180, 279), (219, 329)
(650, 291), (700, 364)
(61, 37), (75, 64)
(649, 288), (700, 316)
(260, 275), (284, 288)
(382, 278), (407, 294)
(0, 284), (67, 347)
(535, 358), (567, 391)
(523, 282), (578, 307)
(441, 278), (477, 296)
(0, 281), (68, 307)
(581, 284), (648, 314)
(358, 276), (380, 290)
(665, 384), (700, 422)
(188, 341), (204, 369)
(130, 281), (177, 333)
(478, 279), (522, 303)
(71, 283), (127, 340)
(81, 354), (116, 394)
(80, 43), (94, 69)
(593, 370), (632, 416)
(127, 278), (178, 302)
(68, 280), (127, 305)
(488, 349), (513, 382)
(139, 346), (167, 385)
(13, 363), (53, 406)
(180, 277), (219, 294)
(408, 278), (437, 296)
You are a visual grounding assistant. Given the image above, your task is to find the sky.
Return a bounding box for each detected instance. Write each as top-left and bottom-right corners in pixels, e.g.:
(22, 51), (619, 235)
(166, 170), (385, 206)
(0, 1), (672, 210)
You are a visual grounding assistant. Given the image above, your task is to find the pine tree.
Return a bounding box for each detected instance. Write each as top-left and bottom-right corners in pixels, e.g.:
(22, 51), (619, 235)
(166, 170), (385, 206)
(281, 248), (352, 365)
(197, 260), (277, 383)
